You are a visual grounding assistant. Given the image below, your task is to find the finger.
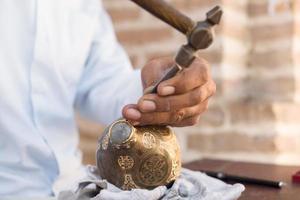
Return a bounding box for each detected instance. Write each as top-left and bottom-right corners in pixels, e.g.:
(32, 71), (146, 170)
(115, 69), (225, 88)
(136, 101), (209, 126)
(157, 57), (210, 96)
(138, 80), (216, 113)
(122, 104), (141, 121)
(142, 57), (174, 89)
(170, 115), (201, 127)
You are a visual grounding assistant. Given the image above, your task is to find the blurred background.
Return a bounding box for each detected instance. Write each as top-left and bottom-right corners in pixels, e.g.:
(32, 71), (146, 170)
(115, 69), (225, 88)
(78, 0), (300, 166)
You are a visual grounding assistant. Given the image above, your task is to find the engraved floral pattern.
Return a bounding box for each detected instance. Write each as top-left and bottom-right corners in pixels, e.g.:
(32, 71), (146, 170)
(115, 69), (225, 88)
(167, 159), (181, 182)
(139, 154), (168, 186)
(101, 134), (109, 150)
(122, 174), (138, 190)
(118, 156), (134, 170)
(142, 132), (156, 149)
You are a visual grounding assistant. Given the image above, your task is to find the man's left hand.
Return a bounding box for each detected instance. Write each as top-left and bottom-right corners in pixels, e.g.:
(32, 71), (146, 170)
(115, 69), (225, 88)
(122, 57), (216, 127)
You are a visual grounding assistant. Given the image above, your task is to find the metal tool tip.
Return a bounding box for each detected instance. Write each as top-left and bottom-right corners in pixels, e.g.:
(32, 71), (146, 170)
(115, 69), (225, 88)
(206, 6), (223, 25)
(279, 181), (287, 187)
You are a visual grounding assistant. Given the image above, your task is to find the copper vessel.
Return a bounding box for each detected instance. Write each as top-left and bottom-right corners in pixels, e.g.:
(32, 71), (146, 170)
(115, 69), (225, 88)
(96, 119), (181, 190)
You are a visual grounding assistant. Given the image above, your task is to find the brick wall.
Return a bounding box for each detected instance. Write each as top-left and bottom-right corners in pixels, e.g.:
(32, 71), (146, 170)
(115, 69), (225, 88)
(79, 0), (300, 165)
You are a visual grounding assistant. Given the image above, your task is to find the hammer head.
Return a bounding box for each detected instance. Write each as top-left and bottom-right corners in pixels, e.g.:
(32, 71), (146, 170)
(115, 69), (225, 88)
(188, 6), (223, 50)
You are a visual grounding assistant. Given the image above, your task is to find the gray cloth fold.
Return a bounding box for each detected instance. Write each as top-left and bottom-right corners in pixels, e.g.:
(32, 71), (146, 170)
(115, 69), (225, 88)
(58, 166), (245, 200)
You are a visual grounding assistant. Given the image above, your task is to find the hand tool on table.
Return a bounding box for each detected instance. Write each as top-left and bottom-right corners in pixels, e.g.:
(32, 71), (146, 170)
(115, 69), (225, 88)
(202, 170), (286, 189)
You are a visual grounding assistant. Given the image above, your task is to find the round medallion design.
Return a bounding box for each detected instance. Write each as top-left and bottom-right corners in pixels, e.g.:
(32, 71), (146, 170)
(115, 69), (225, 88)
(118, 156), (134, 170)
(142, 132), (156, 149)
(139, 154), (168, 186)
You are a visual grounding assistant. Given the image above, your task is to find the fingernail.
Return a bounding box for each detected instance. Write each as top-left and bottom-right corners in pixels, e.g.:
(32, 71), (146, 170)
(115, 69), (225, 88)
(131, 121), (140, 126)
(126, 108), (141, 120)
(161, 86), (175, 96)
(140, 100), (156, 112)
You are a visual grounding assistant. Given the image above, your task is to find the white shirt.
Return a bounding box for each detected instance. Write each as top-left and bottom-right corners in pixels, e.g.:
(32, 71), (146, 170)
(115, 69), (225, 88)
(0, 0), (142, 196)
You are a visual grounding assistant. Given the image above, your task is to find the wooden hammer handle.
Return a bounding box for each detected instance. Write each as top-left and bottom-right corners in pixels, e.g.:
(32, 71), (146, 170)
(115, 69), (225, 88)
(130, 0), (195, 35)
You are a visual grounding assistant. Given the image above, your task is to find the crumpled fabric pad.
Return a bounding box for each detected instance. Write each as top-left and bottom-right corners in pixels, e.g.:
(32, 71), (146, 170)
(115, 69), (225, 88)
(58, 166), (245, 200)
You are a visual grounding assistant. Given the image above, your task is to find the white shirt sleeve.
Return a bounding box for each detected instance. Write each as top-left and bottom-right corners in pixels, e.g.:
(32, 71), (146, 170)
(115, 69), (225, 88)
(74, 5), (143, 125)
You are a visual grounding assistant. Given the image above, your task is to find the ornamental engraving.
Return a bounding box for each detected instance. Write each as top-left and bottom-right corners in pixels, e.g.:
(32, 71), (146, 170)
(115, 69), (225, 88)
(142, 132), (156, 149)
(122, 174), (138, 190)
(139, 154), (168, 186)
(101, 134), (109, 150)
(97, 118), (181, 190)
(167, 159), (180, 182)
(118, 156), (134, 170)
(160, 140), (176, 158)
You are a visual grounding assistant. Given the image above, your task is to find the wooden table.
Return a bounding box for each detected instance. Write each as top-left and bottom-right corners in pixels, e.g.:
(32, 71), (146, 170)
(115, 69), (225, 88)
(184, 159), (300, 200)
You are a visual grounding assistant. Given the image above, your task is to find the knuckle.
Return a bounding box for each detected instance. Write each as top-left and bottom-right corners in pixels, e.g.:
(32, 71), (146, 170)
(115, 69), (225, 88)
(159, 98), (171, 112)
(196, 106), (205, 115)
(177, 70), (190, 92)
(189, 88), (203, 105)
(187, 116), (200, 126)
(195, 56), (208, 65)
(190, 57), (211, 85)
(209, 80), (217, 95)
(147, 59), (160, 67)
(140, 114), (154, 125)
(170, 110), (185, 123)
(180, 84), (190, 93)
(152, 96), (172, 112)
(192, 116), (200, 125)
(202, 102), (209, 112)
(198, 65), (209, 83)
(192, 101), (209, 116)
(181, 80), (190, 91)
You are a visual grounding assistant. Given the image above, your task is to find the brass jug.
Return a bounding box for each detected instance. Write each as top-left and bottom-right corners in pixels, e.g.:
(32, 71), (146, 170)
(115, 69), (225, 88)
(96, 119), (181, 190)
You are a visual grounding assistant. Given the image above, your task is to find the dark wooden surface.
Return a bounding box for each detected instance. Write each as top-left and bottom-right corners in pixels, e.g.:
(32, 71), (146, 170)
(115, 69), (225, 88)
(184, 159), (300, 200)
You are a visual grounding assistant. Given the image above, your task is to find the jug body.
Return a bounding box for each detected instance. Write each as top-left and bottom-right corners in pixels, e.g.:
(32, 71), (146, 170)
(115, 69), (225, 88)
(96, 119), (181, 190)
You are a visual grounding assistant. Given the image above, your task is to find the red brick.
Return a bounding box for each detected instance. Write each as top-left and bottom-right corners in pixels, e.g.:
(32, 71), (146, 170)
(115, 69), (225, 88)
(145, 52), (174, 61)
(187, 132), (278, 153)
(250, 22), (293, 43)
(248, 2), (268, 17)
(173, 0), (222, 11)
(116, 28), (173, 45)
(222, 23), (248, 41)
(106, 8), (141, 23)
(246, 77), (295, 102)
(248, 49), (293, 69)
(229, 102), (276, 125)
(197, 104), (225, 127)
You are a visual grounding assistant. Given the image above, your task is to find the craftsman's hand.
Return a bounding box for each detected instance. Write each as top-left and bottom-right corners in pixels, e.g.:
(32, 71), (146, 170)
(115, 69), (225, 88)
(122, 57), (216, 127)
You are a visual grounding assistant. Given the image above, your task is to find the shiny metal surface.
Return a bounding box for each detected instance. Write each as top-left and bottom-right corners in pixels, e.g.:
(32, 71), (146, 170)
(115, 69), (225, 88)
(97, 119), (181, 190)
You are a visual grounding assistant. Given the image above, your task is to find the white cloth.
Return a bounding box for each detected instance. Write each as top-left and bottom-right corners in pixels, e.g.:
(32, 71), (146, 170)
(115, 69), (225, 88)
(58, 166), (245, 200)
(0, 0), (142, 196)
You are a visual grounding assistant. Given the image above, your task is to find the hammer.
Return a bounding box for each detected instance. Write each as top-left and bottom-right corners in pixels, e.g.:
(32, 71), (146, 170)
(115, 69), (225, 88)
(129, 0), (223, 94)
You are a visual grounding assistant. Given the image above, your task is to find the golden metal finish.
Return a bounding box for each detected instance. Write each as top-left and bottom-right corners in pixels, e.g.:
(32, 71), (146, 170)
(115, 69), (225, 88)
(122, 174), (139, 190)
(142, 132), (156, 149)
(97, 119), (181, 190)
(101, 133), (109, 150)
(118, 156), (134, 170)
